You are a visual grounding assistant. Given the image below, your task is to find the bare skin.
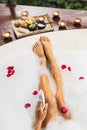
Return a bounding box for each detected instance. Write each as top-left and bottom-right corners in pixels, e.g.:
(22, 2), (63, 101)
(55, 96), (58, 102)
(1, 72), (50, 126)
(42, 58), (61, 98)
(33, 40), (46, 67)
(33, 41), (58, 128)
(40, 36), (71, 119)
(39, 74), (58, 128)
(34, 102), (48, 130)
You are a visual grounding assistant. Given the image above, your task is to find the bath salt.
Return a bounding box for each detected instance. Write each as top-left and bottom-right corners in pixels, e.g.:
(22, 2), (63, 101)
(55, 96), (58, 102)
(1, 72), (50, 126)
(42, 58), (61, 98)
(0, 49), (87, 130)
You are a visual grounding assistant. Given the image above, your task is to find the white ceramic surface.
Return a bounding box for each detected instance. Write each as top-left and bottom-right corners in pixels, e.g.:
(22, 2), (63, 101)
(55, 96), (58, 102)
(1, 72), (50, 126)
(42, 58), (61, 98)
(0, 29), (87, 61)
(0, 29), (87, 130)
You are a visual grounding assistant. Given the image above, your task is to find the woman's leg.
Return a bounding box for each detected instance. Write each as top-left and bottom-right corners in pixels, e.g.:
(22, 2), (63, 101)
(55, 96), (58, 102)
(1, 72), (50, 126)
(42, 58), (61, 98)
(33, 41), (58, 128)
(40, 36), (71, 119)
(39, 74), (58, 128)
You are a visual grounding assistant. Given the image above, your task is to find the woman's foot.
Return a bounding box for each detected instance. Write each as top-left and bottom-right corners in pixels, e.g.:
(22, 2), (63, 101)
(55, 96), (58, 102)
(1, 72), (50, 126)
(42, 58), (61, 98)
(33, 40), (46, 66)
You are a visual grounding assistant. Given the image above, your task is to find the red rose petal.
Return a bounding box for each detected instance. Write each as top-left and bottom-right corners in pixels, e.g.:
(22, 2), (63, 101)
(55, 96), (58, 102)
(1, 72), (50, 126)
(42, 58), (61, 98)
(11, 70), (15, 75)
(7, 66), (12, 70)
(61, 65), (67, 70)
(8, 69), (12, 74)
(24, 103), (31, 109)
(67, 66), (71, 71)
(10, 66), (14, 70)
(79, 76), (84, 80)
(7, 66), (14, 70)
(61, 107), (68, 113)
(6, 73), (11, 77)
(32, 90), (38, 95)
(7, 66), (15, 77)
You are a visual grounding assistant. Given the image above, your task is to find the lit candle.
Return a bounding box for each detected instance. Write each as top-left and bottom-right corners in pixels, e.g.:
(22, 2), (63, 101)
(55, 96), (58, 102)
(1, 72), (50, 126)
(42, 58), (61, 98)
(52, 11), (60, 21)
(2, 31), (11, 38)
(74, 17), (82, 24)
(58, 20), (67, 30)
(21, 11), (29, 17)
(53, 11), (60, 16)
(73, 17), (82, 28)
(2, 31), (12, 43)
(37, 16), (45, 22)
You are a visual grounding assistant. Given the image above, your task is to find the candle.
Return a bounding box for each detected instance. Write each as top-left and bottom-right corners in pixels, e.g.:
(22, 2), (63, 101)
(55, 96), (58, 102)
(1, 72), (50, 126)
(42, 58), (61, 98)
(58, 20), (67, 30)
(52, 11), (60, 21)
(74, 17), (82, 24)
(53, 11), (60, 16)
(37, 16), (45, 23)
(2, 31), (13, 43)
(73, 17), (82, 28)
(21, 11), (29, 17)
(2, 31), (11, 38)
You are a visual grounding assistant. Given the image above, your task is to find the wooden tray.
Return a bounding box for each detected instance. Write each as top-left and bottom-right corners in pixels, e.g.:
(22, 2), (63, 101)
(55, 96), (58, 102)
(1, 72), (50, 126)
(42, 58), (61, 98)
(11, 14), (54, 38)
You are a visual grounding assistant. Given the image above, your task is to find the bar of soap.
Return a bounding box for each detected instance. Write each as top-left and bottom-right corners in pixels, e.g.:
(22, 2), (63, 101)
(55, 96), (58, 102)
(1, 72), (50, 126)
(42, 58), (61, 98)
(17, 27), (29, 34)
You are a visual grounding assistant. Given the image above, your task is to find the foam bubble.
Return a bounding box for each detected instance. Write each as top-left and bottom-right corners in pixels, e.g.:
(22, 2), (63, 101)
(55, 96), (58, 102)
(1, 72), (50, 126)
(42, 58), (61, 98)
(0, 50), (87, 130)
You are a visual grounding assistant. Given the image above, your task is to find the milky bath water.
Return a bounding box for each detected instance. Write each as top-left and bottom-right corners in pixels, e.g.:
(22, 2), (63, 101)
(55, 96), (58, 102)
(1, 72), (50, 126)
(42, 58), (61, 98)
(0, 49), (87, 130)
